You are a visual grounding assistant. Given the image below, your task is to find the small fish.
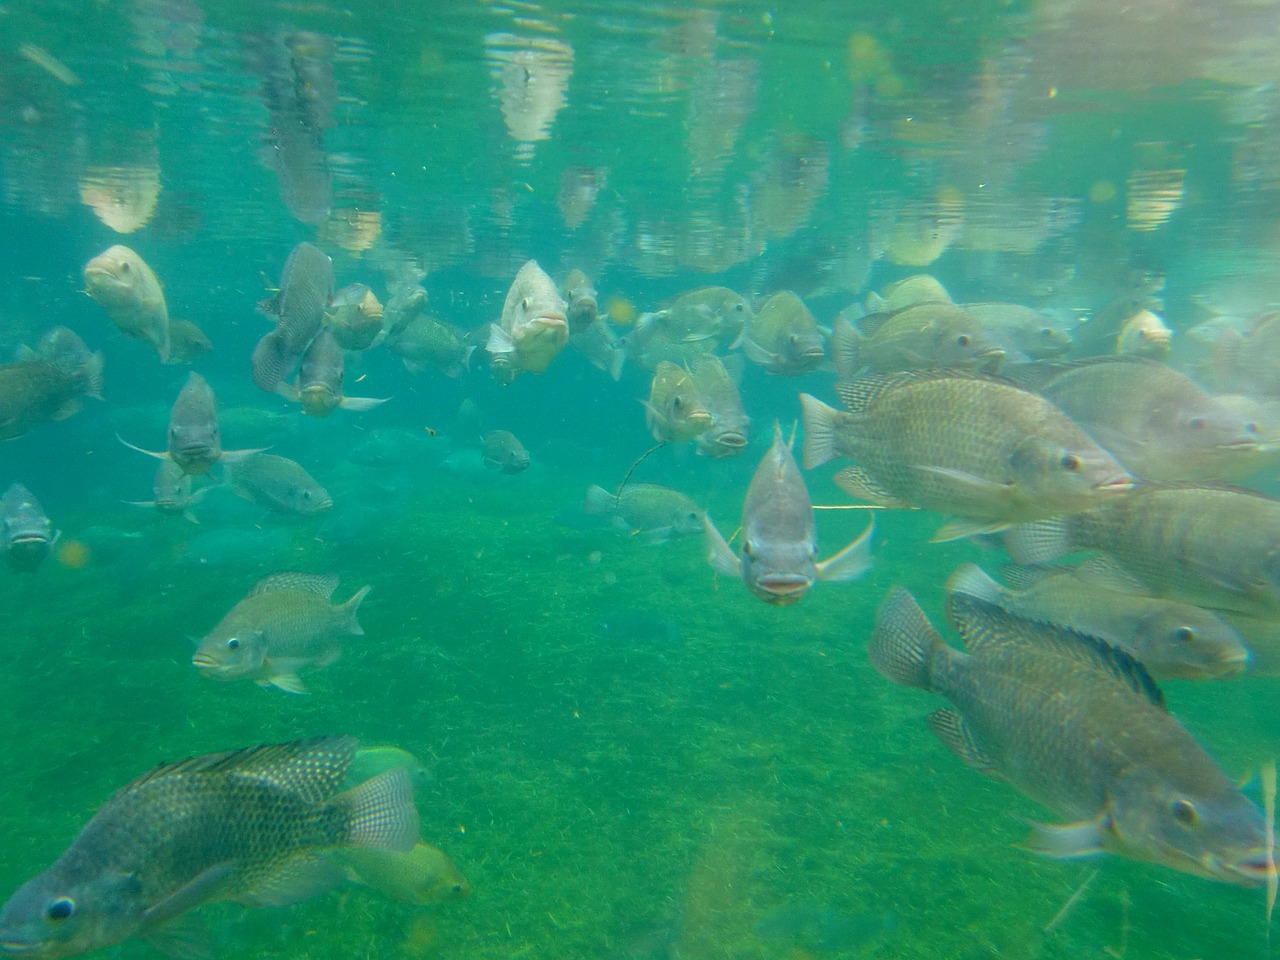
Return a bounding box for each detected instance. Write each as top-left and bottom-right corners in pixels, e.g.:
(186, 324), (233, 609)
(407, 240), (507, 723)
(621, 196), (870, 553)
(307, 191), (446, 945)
(480, 430), (529, 474)
(120, 372), (262, 476)
(381, 282), (428, 340)
(0, 329), (103, 441)
(0, 737), (418, 960)
(0, 482), (56, 572)
(332, 842), (470, 905)
(740, 291), (827, 375)
(384, 314), (473, 378)
(485, 260), (568, 382)
(946, 563), (1250, 681)
(644, 361), (712, 443)
(83, 245), (170, 362)
(688, 354), (750, 458)
(569, 320), (626, 381)
(704, 423), (873, 605)
(166, 320), (212, 364)
(961, 303), (1075, 360)
(829, 302), (1005, 375)
(583, 483), (703, 543)
(124, 460), (209, 524)
(635, 287), (750, 346)
(1115, 308), (1173, 358)
(324, 283), (384, 351)
(231, 453), (332, 516)
(278, 330), (388, 418)
(864, 274), (951, 313)
(800, 371), (1133, 541)
(561, 268), (600, 333)
(868, 588), (1269, 885)
(192, 572), (370, 694)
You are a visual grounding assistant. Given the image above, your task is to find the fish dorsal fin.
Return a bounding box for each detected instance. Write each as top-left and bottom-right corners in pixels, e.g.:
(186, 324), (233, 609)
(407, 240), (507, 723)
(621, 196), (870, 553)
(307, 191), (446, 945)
(1128, 478), (1280, 504)
(121, 737), (359, 802)
(250, 572), (340, 598)
(833, 369), (1018, 415)
(945, 593), (1166, 710)
(1002, 355), (1159, 390)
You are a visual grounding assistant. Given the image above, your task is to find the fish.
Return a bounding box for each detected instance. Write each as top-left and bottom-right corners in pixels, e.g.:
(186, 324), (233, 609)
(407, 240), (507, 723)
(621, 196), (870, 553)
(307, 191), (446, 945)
(1115, 308), (1173, 358)
(644, 360), (713, 443)
(799, 371), (1134, 541)
(1005, 482), (1280, 617)
(0, 736), (418, 960)
(633, 287), (750, 347)
(740, 291), (828, 375)
(582, 483), (704, 543)
(688, 354), (750, 458)
(0, 331), (103, 442)
(253, 242), (333, 390)
(324, 283), (384, 352)
(125, 460), (209, 523)
(864, 274), (952, 313)
(384, 314), (473, 378)
(82, 245), (170, 362)
(868, 587), (1269, 885)
(961, 303), (1075, 360)
(829, 302), (1006, 375)
(192, 572), (370, 694)
(230, 453), (332, 516)
(480, 430), (530, 474)
(331, 842), (470, 905)
(0, 483), (56, 573)
(704, 423), (873, 604)
(1002, 357), (1260, 482)
(485, 260), (568, 382)
(945, 563), (1250, 681)
(166, 320), (212, 364)
(278, 330), (388, 418)
(381, 282), (428, 340)
(569, 320), (626, 381)
(561, 269), (600, 333)
(1073, 293), (1164, 358)
(120, 372), (262, 476)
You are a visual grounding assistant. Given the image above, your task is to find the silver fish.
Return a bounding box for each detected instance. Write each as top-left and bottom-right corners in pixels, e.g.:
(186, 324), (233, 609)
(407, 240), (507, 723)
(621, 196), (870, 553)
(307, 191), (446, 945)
(231, 453), (332, 516)
(0, 483), (56, 572)
(119, 373), (261, 476)
(278, 330), (387, 418)
(485, 260), (568, 382)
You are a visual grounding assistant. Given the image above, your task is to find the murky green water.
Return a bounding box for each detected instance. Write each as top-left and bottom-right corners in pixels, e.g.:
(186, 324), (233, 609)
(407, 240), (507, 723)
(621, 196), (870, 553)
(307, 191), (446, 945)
(1, 0), (1280, 958)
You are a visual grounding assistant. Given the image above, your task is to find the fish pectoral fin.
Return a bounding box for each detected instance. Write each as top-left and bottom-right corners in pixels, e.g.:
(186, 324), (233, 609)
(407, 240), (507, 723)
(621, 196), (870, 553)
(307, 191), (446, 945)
(338, 396), (391, 412)
(485, 323), (515, 355)
(924, 709), (994, 772)
(911, 464), (1013, 494)
(930, 517), (1012, 544)
(141, 861), (238, 927)
(702, 516), (742, 578)
(1022, 815), (1110, 860)
(219, 447), (271, 464)
(816, 518), (875, 582)
(265, 670), (310, 695)
(117, 434), (169, 461)
(740, 336), (781, 367)
(238, 854), (344, 909)
(143, 916), (213, 960)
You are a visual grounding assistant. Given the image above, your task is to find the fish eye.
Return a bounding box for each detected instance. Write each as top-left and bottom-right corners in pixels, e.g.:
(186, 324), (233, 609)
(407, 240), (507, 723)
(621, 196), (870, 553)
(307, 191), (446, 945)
(672, 396), (682, 410)
(301, 490), (312, 499)
(1188, 417), (1207, 430)
(1170, 798), (1200, 826)
(956, 334), (971, 347)
(1174, 626), (1197, 643)
(1247, 422), (1259, 434)
(1060, 453), (1082, 471)
(119, 261), (131, 274)
(520, 297), (530, 310)
(743, 540), (754, 557)
(1040, 327), (1055, 338)
(226, 637), (240, 650)
(46, 899), (74, 922)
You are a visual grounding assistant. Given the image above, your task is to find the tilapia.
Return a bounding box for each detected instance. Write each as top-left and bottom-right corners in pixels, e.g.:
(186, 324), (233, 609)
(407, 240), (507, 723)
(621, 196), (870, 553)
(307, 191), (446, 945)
(192, 572), (369, 694)
(946, 563), (1249, 680)
(120, 372), (262, 476)
(1003, 357), (1260, 481)
(705, 423), (873, 604)
(569, 320), (626, 381)
(634, 287), (750, 346)
(644, 360), (712, 443)
(864, 274), (952, 313)
(166, 320), (212, 364)
(561, 268), (600, 333)
(385, 314), (473, 377)
(688, 354), (750, 458)
(0, 329), (103, 441)
(481, 429), (529, 474)
(82, 245), (170, 362)
(231, 453), (332, 516)
(0, 737), (418, 960)
(324, 283), (384, 352)
(1115, 308), (1173, 359)
(800, 371), (1133, 541)
(1211, 311), (1280, 398)
(252, 242), (333, 391)
(829, 302), (1005, 375)
(740, 290), (827, 375)
(331, 842), (470, 905)
(1006, 482), (1280, 617)
(485, 260), (568, 382)
(0, 482), (56, 573)
(961, 303), (1075, 360)
(125, 460), (208, 523)
(869, 588), (1269, 884)
(583, 483), (703, 543)
(278, 329), (388, 418)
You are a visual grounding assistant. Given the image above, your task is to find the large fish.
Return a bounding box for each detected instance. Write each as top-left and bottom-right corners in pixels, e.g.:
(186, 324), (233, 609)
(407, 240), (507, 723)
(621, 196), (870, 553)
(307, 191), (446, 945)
(119, 373), (261, 476)
(0, 329), (103, 441)
(0, 482), (56, 573)
(582, 483), (704, 543)
(277, 330), (387, 418)
(384, 314), (473, 377)
(480, 430), (529, 474)
(231, 453), (332, 516)
(252, 242), (333, 391)
(0, 737), (418, 960)
(868, 588), (1269, 885)
(644, 361), (712, 443)
(82, 245), (170, 362)
(704, 423), (873, 605)
(799, 371), (1134, 541)
(192, 572), (369, 694)
(688, 354), (750, 458)
(1006, 482), (1280, 617)
(485, 260), (568, 383)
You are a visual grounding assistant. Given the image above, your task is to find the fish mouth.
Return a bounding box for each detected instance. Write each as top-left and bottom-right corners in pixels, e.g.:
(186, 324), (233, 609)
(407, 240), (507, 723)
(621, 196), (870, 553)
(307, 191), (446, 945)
(687, 410), (714, 428)
(714, 431), (748, 449)
(1216, 850), (1275, 887)
(531, 313), (569, 331)
(191, 653), (220, 671)
(8, 535), (48, 546)
(977, 347), (1007, 370)
(1094, 475), (1135, 493)
(0, 939), (39, 955)
(754, 574), (814, 604)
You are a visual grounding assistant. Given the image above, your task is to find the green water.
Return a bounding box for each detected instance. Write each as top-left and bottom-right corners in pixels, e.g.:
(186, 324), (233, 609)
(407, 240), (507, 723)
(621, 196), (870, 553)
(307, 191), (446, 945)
(1, 0), (1280, 958)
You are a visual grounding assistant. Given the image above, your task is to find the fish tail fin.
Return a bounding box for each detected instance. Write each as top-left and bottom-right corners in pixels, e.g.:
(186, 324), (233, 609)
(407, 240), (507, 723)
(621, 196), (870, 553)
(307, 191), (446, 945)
(828, 317), (861, 376)
(816, 517), (874, 582)
(799, 393), (841, 469)
(868, 587), (946, 691)
(944, 563), (1006, 606)
(342, 585), (371, 635)
(583, 484), (614, 515)
(334, 767), (419, 852)
(81, 351), (105, 400)
(1004, 518), (1072, 565)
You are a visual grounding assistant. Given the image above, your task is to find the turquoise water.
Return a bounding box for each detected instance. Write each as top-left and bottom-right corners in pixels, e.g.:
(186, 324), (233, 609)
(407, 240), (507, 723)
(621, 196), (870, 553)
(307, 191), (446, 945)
(2, 0), (1280, 958)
